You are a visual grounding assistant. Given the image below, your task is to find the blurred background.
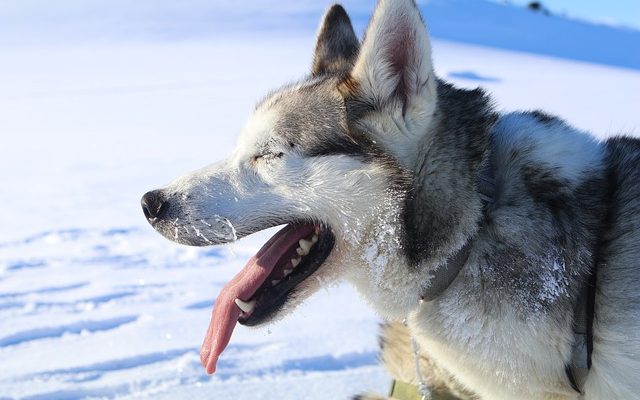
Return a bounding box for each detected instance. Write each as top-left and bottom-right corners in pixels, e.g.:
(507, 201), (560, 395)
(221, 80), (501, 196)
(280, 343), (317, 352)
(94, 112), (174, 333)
(0, 1), (638, 399)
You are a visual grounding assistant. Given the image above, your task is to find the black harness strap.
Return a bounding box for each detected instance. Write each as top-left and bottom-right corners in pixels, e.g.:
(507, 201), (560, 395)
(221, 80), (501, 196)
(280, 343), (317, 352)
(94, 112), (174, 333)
(421, 161), (495, 302)
(566, 265), (597, 393)
(421, 240), (475, 302)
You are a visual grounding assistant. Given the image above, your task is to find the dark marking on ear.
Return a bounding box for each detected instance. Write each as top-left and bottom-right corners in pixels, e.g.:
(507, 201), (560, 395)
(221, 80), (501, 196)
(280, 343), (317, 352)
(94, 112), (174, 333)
(312, 5), (360, 77)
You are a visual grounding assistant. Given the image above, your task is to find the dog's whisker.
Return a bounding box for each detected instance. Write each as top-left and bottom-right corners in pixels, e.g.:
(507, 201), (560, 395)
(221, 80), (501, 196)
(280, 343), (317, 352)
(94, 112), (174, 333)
(192, 224), (213, 244)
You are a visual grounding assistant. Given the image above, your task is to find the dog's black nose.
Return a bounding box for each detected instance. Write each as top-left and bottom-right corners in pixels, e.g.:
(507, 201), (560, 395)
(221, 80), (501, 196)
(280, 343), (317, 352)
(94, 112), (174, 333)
(141, 190), (167, 220)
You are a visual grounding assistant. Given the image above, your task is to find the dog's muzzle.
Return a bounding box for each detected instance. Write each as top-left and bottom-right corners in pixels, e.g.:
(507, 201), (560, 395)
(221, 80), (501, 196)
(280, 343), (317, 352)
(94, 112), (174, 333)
(141, 188), (240, 246)
(141, 190), (168, 222)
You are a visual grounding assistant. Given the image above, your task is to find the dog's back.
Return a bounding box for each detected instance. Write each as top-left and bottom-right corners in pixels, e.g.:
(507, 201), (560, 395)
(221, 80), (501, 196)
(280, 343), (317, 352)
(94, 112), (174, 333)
(585, 137), (640, 398)
(368, 135), (640, 400)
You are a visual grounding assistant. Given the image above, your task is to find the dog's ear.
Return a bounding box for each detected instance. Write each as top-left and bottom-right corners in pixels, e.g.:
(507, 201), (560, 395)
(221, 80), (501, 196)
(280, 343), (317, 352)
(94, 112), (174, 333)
(312, 4), (360, 77)
(348, 0), (436, 113)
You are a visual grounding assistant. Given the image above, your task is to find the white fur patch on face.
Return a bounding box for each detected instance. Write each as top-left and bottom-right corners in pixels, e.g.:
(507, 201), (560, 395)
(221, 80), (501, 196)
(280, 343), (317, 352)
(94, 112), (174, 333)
(233, 108), (277, 164)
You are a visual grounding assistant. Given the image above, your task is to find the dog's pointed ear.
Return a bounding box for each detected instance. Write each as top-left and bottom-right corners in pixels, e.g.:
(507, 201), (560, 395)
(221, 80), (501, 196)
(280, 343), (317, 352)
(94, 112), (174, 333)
(312, 4), (360, 77)
(348, 0), (436, 112)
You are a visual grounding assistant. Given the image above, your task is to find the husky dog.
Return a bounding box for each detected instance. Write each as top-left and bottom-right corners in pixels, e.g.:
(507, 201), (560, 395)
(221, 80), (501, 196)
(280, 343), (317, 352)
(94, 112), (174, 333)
(141, 1), (640, 399)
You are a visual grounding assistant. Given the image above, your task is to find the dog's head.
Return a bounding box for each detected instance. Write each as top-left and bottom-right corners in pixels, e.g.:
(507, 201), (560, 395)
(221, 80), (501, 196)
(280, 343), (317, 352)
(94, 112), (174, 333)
(142, 0), (438, 373)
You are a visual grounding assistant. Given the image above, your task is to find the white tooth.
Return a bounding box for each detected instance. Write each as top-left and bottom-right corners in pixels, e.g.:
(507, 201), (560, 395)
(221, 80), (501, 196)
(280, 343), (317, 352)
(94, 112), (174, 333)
(234, 298), (255, 313)
(271, 280), (280, 286)
(311, 235), (318, 243)
(283, 269), (293, 277)
(296, 247), (305, 256)
(291, 258), (301, 267)
(299, 239), (313, 254)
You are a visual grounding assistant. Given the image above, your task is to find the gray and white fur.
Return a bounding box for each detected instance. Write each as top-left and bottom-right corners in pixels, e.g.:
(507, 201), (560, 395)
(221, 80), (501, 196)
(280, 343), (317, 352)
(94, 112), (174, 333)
(142, 1), (640, 399)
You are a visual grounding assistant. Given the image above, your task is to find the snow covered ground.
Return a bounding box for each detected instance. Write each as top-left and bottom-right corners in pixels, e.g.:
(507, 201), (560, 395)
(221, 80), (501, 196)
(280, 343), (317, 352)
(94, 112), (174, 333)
(1, 1), (639, 399)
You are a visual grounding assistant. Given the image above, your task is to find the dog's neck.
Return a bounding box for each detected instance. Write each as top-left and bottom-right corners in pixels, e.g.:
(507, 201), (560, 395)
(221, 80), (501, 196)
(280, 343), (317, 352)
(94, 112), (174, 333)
(402, 80), (497, 270)
(346, 80), (498, 320)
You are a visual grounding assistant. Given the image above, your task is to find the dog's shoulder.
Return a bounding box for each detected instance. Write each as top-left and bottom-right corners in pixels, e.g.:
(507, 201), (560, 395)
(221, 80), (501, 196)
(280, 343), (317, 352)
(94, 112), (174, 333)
(491, 110), (605, 186)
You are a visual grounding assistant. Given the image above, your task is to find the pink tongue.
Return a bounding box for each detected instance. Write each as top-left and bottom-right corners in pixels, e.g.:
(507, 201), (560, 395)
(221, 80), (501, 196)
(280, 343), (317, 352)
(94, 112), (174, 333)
(200, 224), (315, 374)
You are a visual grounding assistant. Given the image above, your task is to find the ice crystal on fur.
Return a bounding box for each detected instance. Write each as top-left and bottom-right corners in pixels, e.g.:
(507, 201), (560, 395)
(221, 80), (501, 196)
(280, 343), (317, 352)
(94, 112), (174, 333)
(537, 258), (569, 305)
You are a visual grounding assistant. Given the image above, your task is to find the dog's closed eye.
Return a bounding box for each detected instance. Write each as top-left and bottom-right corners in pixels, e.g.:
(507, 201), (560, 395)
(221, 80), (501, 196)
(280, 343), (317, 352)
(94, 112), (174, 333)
(252, 152), (284, 163)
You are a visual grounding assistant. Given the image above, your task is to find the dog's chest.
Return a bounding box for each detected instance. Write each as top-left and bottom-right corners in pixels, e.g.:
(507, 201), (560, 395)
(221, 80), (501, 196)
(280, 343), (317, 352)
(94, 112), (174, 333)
(407, 299), (577, 400)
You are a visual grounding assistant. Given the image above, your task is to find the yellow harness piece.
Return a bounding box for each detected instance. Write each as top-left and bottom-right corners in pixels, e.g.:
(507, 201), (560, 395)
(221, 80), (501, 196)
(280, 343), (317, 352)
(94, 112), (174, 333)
(389, 380), (422, 400)
(389, 380), (462, 400)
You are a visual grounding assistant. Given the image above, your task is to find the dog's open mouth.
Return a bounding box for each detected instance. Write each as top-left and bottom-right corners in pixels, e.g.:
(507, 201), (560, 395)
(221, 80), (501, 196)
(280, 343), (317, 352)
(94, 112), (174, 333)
(200, 223), (335, 374)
